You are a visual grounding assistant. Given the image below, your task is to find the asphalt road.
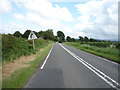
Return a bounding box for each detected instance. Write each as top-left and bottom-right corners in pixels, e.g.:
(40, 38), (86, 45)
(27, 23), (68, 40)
(24, 43), (120, 89)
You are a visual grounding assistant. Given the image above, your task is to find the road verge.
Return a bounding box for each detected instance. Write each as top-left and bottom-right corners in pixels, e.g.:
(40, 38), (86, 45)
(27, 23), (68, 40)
(64, 42), (119, 64)
(2, 43), (53, 88)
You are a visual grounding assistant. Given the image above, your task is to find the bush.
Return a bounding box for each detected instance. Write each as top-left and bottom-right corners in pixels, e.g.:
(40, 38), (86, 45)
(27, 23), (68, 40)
(78, 42), (110, 48)
(116, 42), (120, 49)
(2, 34), (50, 63)
(87, 42), (110, 47)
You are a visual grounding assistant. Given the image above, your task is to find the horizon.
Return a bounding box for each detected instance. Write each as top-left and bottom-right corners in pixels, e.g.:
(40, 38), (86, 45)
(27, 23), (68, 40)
(1, 30), (119, 41)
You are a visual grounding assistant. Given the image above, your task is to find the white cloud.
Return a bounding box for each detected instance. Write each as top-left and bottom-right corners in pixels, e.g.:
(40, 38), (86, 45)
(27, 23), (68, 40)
(1, 23), (27, 34)
(14, 0), (74, 21)
(0, 22), (45, 34)
(12, 0), (75, 33)
(0, 0), (12, 13)
(74, 0), (118, 40)
(1, 0), (118, 40)
(25, 12), (61, 28)
(14, 13), (24, 20)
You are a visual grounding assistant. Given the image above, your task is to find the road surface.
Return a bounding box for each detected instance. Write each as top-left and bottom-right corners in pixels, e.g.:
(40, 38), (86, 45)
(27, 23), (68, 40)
(24, 43), (120, 89)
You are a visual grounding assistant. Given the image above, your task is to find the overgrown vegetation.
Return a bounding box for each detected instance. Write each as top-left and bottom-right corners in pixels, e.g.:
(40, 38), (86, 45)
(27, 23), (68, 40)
(65, 42), (120, 63)
(3, 44), (52, 88)
(2, 34), (51, 64)
(2, 29), (54, 88)
(77, 41), (120, 48)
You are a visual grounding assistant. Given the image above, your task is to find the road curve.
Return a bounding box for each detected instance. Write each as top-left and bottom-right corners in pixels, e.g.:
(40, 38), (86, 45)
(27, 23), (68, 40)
(24, 43), (119, 89)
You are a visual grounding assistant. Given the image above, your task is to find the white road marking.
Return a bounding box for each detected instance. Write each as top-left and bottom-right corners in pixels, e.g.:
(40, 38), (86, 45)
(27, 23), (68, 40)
(96, 56), (118, 65)
(40, 44), (54, 69)
(59, 43), (120, 89)
(67, 44), (118, 65)
(66, 44), (118, 65)
(82, 50), (118, 65)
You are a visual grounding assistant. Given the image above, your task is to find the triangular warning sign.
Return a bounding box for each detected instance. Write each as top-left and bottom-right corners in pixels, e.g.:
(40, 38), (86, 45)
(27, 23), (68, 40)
(28, 31), (37, 40)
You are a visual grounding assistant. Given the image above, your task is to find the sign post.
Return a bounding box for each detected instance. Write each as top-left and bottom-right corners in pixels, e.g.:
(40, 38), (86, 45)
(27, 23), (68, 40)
(33, 39), (35, 50)
(28, 31), (38, 50)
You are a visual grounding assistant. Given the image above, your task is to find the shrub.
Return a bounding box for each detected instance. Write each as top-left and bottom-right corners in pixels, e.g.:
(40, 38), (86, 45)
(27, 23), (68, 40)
(116, 42), (120, 49)
(2, 34), (50, 63)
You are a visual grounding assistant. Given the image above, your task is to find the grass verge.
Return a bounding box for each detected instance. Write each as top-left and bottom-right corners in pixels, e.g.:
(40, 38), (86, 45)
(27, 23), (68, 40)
(2, 43), (53, 88)
(65, 42), (119, 63)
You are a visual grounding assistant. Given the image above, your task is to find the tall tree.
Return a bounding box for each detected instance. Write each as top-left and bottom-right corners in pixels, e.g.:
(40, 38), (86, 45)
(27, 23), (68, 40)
(79, 36), (84, 42)
(84, 36), (89, 42)
(57, 31), (65, 43)
(13, 31), (22, 38)
(43, 29), (55, 40)
(22, 30), (31, 39)
(66, 36), (72, 42)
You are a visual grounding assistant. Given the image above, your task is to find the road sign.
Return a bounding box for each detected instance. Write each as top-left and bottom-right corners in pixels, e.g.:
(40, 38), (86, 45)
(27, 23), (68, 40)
(28, 31), (37, 40)
(28, 31), (37, 50)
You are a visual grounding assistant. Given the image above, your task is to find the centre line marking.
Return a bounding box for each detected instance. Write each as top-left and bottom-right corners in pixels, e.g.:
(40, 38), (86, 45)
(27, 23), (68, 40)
(59, 43), (120, 89)
(40, 44), (54, 69)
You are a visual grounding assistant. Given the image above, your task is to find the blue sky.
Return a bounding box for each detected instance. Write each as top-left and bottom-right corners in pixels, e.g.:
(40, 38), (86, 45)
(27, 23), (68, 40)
(0, 0), (118, 40)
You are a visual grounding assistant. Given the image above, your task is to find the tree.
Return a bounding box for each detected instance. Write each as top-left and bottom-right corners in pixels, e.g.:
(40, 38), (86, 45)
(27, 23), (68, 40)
(57, 31), (65, 43)
(22, 30), (31, 39)
(13, 31), (22, 38)
(89, 38), (97, 42)
(43, 29), (55, 40)
(66, 36), (71, 42)
(71, 38), (76, 42)
(38, 31), (44, 38)
(79, 36), (84, 42)
(84, 36), (89, 42)
(54, 36), (58, 41)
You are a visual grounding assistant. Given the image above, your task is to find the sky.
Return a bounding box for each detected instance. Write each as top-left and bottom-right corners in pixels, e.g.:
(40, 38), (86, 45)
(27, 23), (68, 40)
(0, 0), (119, 40)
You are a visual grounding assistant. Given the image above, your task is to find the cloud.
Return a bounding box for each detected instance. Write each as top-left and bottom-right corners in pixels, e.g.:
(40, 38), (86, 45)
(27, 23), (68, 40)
(14, 0), (74, 22)
(12, 0), (75, 33)
(0, 0), (12, 13)
(0, 22), (44, 34)
(14, 13), (24, 20)
(1, 0), (118, 40)
(25, 12), (61, 28)
(1, 23), (28, 34)
(74, 0), (118, 40)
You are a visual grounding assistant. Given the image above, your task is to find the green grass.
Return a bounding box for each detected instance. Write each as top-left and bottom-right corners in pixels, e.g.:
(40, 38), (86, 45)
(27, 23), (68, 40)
(2, 43), (53, 88)
(65, 42), (119, 63)
(2, 34), (51, 64)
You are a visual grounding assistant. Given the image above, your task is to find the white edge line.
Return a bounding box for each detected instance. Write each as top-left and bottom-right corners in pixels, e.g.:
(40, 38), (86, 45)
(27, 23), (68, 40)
(86, 51), (118, 65)
(59, 43), (119, 89)
(40, 44), (54, 69)
(96, 56), (118, 65)
(65, 44), (118, 65)
(85, 49), (118, 65)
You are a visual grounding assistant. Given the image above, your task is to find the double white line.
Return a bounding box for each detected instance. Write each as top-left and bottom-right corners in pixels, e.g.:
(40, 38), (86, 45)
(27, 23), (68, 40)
(59, 43), (120, 89)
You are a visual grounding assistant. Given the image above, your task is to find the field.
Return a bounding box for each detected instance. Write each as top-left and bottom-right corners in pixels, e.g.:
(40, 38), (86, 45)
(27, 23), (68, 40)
(65, 42), (120, 63)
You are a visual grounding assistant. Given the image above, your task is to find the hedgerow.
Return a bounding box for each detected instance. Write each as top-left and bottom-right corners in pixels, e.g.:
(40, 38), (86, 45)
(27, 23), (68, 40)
(2, 34), (50, 63)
